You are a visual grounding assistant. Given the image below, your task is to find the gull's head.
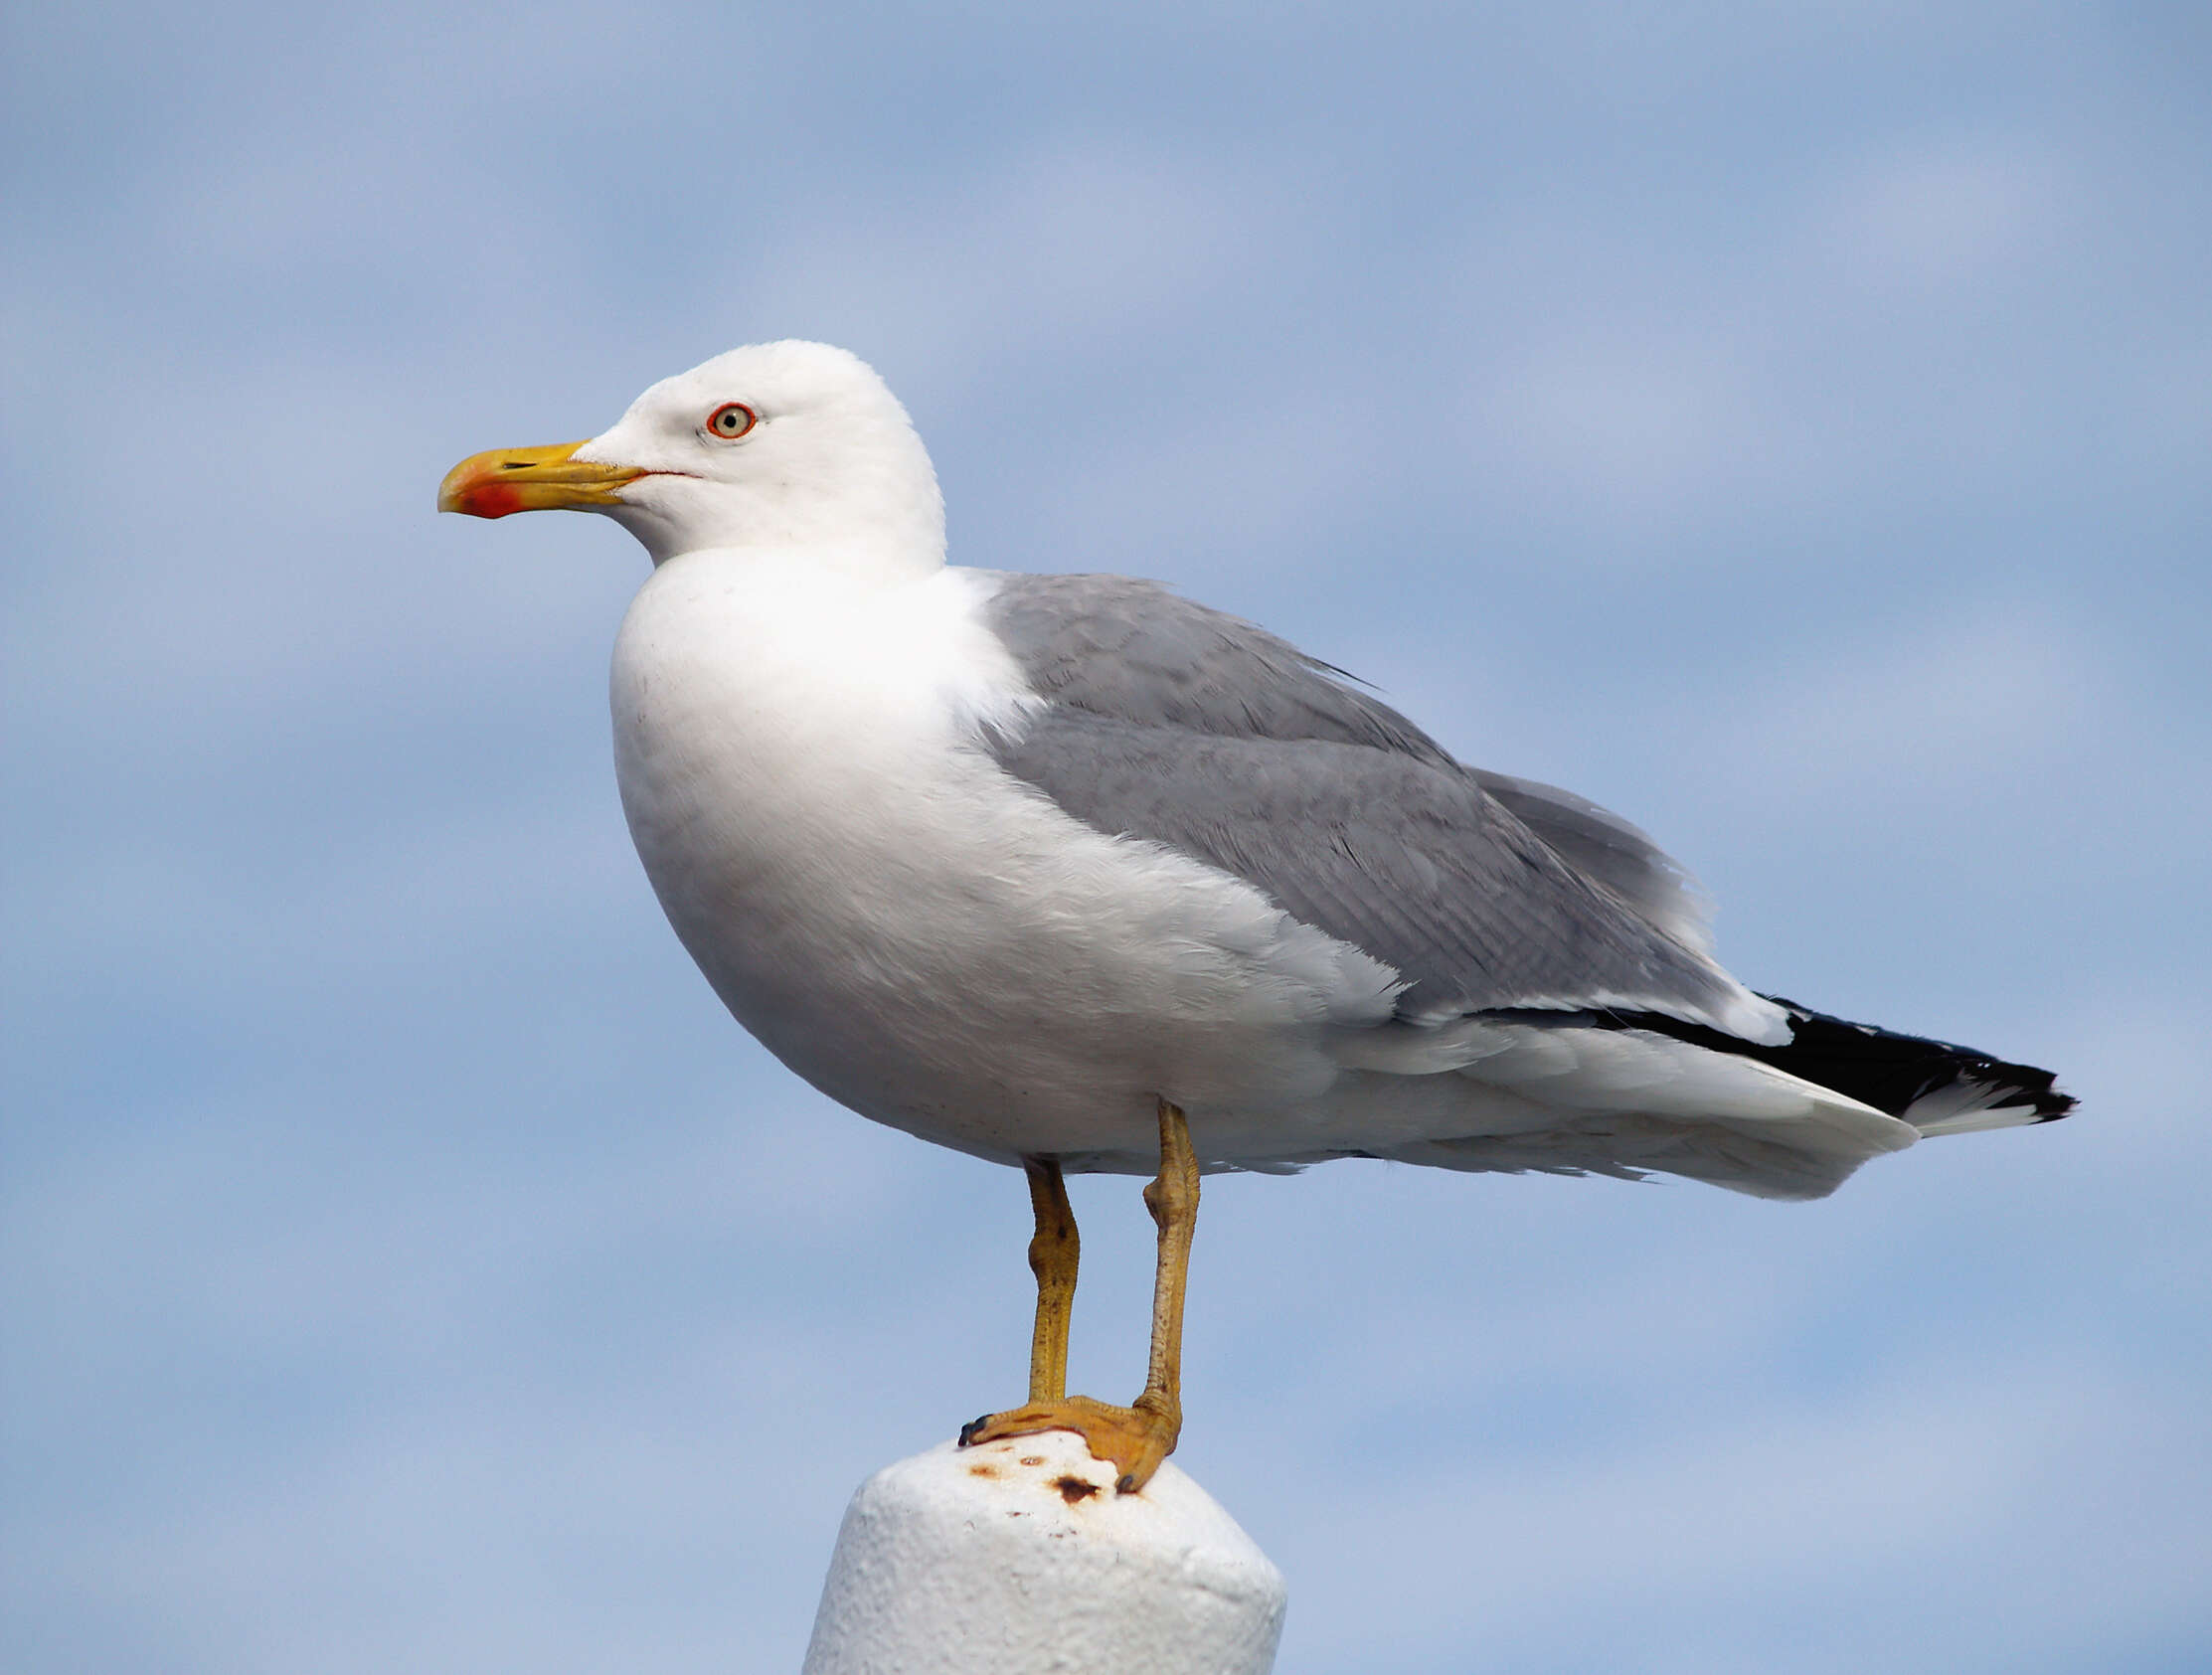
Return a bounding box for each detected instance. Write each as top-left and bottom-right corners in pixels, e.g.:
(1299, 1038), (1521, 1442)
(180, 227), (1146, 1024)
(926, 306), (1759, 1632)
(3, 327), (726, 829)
(438, 341), (945, 571)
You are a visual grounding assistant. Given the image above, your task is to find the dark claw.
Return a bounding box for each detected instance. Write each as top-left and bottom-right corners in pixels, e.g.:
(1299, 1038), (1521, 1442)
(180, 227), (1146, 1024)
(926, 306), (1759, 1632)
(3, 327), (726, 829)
(957, 1415), (991, 1447)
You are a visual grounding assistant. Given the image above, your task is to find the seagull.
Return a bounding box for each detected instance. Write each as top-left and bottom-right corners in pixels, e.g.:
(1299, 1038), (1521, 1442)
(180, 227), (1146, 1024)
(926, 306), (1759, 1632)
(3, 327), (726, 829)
(439, 340), (2073, 1492)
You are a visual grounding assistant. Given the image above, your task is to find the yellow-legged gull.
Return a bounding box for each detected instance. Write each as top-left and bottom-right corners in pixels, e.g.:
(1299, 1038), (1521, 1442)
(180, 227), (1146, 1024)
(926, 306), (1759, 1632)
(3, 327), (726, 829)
(439, 340), (2073, 1492)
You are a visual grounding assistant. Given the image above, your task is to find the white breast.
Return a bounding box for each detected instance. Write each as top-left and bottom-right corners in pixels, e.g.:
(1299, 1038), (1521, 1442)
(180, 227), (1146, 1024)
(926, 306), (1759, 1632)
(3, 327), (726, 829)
(607, 552), (1402, 1167)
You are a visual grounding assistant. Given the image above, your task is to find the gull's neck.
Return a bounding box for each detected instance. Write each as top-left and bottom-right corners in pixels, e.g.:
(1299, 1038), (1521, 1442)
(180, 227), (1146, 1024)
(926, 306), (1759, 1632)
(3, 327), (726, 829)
(650, 538), (949, 594)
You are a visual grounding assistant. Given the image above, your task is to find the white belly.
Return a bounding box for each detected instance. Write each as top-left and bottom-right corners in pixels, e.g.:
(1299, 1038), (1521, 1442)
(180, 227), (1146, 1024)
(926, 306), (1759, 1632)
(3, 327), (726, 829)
(608, 552), (1402, 1170)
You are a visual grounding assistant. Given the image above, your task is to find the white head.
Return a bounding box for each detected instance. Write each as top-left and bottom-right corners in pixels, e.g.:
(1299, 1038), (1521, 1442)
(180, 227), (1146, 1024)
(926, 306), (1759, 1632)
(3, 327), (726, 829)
(439, 341), (946, 575)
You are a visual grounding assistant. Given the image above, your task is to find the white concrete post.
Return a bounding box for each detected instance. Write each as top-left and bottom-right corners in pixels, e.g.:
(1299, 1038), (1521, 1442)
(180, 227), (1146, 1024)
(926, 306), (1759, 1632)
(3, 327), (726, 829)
(801, 1429), (1286, 1674)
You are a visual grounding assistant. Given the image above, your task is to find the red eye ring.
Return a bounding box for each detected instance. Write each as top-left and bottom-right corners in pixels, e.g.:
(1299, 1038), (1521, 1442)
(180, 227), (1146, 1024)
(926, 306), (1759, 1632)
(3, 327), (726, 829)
(706, 402), (758, 439)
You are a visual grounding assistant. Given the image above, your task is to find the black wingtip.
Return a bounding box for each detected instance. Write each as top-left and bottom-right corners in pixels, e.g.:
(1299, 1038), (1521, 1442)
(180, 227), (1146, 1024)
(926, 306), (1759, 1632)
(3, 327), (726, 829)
(1756, 995), (2077, 1126)
(1572, 995), (2076, 1129)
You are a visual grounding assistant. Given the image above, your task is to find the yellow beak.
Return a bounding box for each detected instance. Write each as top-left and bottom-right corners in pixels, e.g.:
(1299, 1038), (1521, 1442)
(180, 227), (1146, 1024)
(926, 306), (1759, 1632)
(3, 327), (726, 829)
(436, 440), (646, 518)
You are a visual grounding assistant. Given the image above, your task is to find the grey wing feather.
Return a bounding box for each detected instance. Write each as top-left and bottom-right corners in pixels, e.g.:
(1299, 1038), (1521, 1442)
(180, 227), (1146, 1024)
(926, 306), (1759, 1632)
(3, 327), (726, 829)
(982, 572), (1455, 763)
(1469, 770), (1715, 954)
(980, 574), (1759, 1035)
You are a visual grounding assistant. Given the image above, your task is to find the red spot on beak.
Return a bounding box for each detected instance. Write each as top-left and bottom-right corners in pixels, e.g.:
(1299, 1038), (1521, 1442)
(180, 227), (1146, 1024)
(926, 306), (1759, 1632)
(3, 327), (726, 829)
(458, 478), (523, 519)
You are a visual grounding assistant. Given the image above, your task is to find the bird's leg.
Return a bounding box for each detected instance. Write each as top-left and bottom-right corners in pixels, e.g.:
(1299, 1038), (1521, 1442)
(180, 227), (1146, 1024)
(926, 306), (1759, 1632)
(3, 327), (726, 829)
(959, 1099), (1199, 1494)
(1023, 1155), (1080, 1404)
(1129, 1097), (1198, 1444)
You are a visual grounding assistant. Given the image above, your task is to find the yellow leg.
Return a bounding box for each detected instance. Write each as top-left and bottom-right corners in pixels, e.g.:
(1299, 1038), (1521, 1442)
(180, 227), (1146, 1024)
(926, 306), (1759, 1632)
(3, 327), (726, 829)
(1023, 1156), (1079, 1404)
(960, 1100), (1200, 1494)
(1133, 1096), (1200, 1440)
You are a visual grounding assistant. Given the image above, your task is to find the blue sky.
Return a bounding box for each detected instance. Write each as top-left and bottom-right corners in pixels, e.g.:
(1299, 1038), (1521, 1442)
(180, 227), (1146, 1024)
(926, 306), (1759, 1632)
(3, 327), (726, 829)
(5, 4), (2208, 1671)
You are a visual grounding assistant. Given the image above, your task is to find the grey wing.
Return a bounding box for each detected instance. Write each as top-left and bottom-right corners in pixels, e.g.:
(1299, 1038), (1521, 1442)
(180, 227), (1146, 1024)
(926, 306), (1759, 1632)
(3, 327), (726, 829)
(979, 575), (1771, 1039)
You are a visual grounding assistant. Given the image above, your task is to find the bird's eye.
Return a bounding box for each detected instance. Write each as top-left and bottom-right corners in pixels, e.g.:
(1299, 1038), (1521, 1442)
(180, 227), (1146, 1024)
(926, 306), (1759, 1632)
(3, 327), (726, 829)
(706, 402), (758, 439)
